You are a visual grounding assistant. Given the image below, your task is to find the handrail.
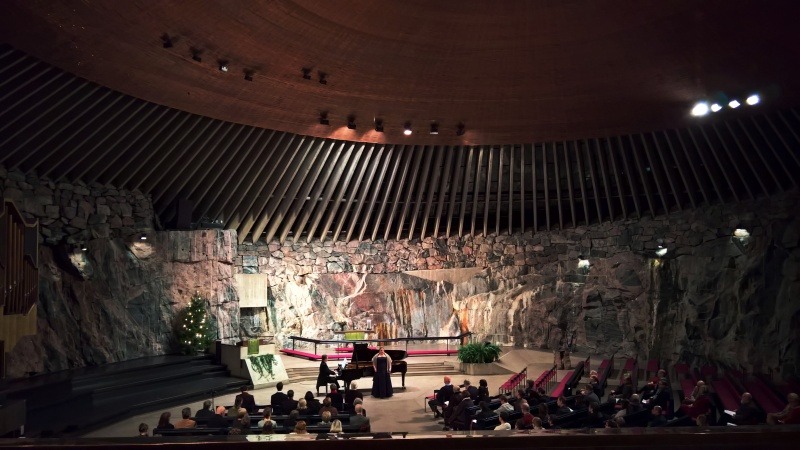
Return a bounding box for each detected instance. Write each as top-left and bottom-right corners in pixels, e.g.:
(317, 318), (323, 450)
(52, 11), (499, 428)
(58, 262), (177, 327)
(288, 332), (473, 354)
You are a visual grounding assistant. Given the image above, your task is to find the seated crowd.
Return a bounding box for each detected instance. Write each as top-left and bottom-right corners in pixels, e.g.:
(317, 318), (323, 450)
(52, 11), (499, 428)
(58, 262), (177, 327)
(148, 381), (370, 436)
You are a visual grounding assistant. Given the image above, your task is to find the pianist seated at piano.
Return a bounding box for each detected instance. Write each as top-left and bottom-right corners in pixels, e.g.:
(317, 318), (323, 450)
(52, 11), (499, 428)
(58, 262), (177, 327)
(318, 354), (340, 390)
(372, 346), (393, 398)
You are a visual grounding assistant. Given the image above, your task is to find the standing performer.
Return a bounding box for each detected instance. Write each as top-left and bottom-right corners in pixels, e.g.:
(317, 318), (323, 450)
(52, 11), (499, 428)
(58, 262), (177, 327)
(371, 346), (393, 398)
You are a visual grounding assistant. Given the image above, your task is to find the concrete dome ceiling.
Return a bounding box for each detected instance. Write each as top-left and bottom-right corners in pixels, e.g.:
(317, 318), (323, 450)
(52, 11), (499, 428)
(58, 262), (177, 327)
(2, 0), (800, 144)
(1, 1), (800, 244)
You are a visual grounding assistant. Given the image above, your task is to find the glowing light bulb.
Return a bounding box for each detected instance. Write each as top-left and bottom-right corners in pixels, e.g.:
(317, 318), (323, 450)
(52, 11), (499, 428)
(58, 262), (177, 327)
(691, 102), (709, 117)
(745, 95), (760, 106)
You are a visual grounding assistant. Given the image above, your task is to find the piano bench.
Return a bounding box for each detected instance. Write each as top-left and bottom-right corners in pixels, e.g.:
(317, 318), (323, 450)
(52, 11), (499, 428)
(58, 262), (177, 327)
(316, 381), (329, 396)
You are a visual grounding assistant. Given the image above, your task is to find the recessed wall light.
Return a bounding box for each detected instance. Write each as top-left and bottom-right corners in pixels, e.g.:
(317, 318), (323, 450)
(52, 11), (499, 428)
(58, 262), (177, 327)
(347, 115), (357, 130)
(728, 99), (741, 109)
(218, 61), (229, 72)
(691, 102), (709, 116)
(430, 122), (439, 135)
(710, 103), (722, 112)
(403, 122), (412, 135)
(746, 94), (760, 105)
(374, 118), (384, 132)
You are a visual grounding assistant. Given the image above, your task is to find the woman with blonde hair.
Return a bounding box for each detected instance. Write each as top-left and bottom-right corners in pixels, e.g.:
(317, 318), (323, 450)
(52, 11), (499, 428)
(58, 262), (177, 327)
(330, 419), (343, 433)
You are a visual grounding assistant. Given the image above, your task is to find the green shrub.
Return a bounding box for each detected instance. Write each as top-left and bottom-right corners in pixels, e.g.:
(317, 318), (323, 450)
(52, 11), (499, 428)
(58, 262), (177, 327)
(457, 342), (501, 364)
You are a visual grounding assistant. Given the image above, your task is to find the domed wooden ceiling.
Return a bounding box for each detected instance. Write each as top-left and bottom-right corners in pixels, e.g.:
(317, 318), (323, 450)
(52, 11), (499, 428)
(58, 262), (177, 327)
(2, 0), (799, 144)
(1, 1), (800, 244)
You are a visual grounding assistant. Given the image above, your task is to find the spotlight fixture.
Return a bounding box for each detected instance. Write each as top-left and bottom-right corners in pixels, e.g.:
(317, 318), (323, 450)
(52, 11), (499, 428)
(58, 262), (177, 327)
(190, 48), (202, 62)
(403, 122), (412, 135)
(139, 233), (148, 241)
(161, 33), (173, 48)
(655, 248), (668, 257)
(430, 122), (439, 135)
(302, 68), (312, 80)
(728, 99), (741, 109)
(710, 103), (722, 112)
(746, 94), (760, 105)
(318, 72), (328, 85)
(244, 69), (254, 81)
(319, 111), (330, 126)
(456, 122), (466, 136)
(374, 118), (384, 132)
(347, 115), (357, 130)
(691, 102), (709, 117)
(218, 60), (229, 72)
(81, 244), (88, 252)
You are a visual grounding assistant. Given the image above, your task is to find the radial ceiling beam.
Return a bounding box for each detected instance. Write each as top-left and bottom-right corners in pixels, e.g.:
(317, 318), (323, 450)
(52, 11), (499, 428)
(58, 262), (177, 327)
(291, 141), (348, 242)
(661, 130), (696, 209)
(307, 142), (360, 242)
(357, 145), (396, 242)
(639, 134), (669, 214)
(685, 128), (724, 203)
(432, 147), (454, 238)
(341, 144), (385, 242)
(628, 135), (656, 217)
(395, 146), (424, 240)
(420, 147), (445, 239)
(318, 143), (371, 242)
(457, 147), (475, 237)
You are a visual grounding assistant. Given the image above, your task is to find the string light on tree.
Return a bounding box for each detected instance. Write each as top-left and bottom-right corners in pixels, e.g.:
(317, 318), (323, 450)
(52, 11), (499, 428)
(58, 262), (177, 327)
(177, 292), (212, 354)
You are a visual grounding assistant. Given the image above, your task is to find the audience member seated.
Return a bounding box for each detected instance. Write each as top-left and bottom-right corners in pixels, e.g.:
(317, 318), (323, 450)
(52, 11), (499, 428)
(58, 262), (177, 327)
(319, 397), (339, 417)
(536, 403), (553, 428)
(441, 392), (462, 430)
(353, 398), (367, 416)
(319, 411), (333, 426)
(328, 384), (344, 410)
(515, 403), (534, 430)
(650, 379), (672, 410)
(649, 369), (668, 385)
(292, 420), (308, 434)
(640, 372), (666, 400)
(448, 391), (475, 430)
(195, 400), (214, 420)
(648, 405), (667, 427)
(584, 402), (606, 428)
(495, 411), (512, 430)
(696, 414), (709, 427)
(304, 391), (322, 414)
(513, 389), (527, 411)
(429, 376), (455, 419)
(138, 423), (149, 437)
(227, 398), (244, 418)
(282, 390), (299, 413)
(628, 394), (644, 413)
(610, 373), (634, 400)
(555, 395), (573, 415)
(330, 419), (343, 433)
(477, 379), (490, 403)
(679, 384), (712, 419)
(474, 401), (495, 421)
(462, 379), (478, 400)
(495, 395), (514, 414)
(589, 370), (603, 397)
(732, 392), (761, 425)
(350, 404), (370, 431)
(605, 416), (625, 428)
(579, 384), (600, 406)
(532, 417), (545, 431)
(271, 382), (290, 413)
(262, 422), (276, 434)
(257, 407), (276, 429)
(174, 407), (197, 429)
(344, 382), (363, 406)
(229, 411), (250, 435)
(683, 380), (705, 404)
(207, 406), (229, 428)
(235, 385), (257, 414)
(157, 412), (174, 430)
(766, 393), (799, 425)
(284, 410), (300, 429)
(297, 399), (309, 415)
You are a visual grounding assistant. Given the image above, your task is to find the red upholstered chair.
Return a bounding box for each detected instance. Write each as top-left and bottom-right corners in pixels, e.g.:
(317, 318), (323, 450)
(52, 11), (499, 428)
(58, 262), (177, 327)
(781, 407), (800, 424)
(681, 395), (712, 419)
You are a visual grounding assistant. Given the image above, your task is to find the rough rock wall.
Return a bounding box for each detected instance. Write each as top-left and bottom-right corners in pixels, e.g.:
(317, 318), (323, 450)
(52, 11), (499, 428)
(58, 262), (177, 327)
(2, 167), (239, 378)
(239, 193), (800, 376)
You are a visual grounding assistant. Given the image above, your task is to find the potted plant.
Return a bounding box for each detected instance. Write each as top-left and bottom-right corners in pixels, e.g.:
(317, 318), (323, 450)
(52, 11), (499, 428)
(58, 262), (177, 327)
(457, 342), (507, 375)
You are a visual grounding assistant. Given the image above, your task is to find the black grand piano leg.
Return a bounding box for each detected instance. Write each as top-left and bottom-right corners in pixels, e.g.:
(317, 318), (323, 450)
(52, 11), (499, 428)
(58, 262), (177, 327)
(402, 373), (406, 388)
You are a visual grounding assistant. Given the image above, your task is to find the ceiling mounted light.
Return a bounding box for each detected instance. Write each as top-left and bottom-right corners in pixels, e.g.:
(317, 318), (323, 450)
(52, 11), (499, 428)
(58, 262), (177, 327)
(691, 102), (709, 117)
(139, 233), (148, 241)
(746, 94), (760, 105)
(81, 244), (88, 252)
(218, 61), (229, 72)
(733, 228), (750, 238)
(190, 48), (202, 62)
(710, 103), (722, 112)
(302, 68), (312, 80)
(403, 122), (412, 135)
(161, 33), (173, 48)
(318, 72), (328, 85)
(456, 123), (466, 136)
(430, 122), (439, 135)
(244, 69), (254, 81)
(655, 248), (668, 257)
(728, 99), (741, 109)
(319, 111), (330, 126)
(347, 115), (357, 130)
(374, 118), (384, 132)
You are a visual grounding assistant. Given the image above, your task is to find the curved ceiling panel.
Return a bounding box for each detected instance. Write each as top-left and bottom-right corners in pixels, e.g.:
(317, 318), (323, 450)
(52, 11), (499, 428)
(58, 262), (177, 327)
(1, 1), (800, 144)
(1, 46), (799, 244)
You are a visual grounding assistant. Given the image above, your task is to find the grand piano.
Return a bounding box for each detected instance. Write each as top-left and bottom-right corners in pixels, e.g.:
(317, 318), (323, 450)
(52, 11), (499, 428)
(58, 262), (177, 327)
(339, 343), (408, 389)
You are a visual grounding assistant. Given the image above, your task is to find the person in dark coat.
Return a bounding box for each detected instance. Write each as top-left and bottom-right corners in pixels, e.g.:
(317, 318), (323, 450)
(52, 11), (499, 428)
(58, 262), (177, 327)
(235, 386), (257, 414)
(317, 354), (339, 389)
(428, 376), (455, 418)
(281, 390), (298, 413)
(304, 391), (322, 414)
(271, 382), (289, 412)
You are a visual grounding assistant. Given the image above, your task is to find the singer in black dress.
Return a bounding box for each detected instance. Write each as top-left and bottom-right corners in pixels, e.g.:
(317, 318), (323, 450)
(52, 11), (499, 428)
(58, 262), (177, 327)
(371, 346), (393, 398)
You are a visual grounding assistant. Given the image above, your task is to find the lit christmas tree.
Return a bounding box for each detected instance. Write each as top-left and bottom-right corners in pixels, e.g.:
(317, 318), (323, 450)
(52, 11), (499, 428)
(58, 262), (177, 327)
(177, 292), (212, 354)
